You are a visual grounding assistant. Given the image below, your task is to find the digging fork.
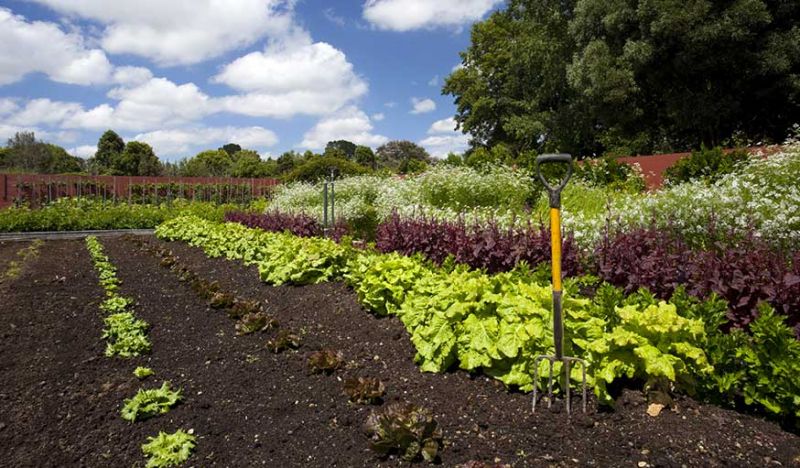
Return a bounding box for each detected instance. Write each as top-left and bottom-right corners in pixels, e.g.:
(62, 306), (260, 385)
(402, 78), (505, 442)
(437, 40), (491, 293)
(531, 154), (587, 416)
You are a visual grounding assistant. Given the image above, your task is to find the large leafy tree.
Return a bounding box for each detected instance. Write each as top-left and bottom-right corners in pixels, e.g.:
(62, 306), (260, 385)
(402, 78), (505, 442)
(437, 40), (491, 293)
(94, 130), (125, 173)
(375, 140), (431, 171)
(230, 150), (274, 178)
(112, 141), (161, 176)
(445, 0), (800, 156)
(179, 149), (232, 177)
(324, 140), (357, 159)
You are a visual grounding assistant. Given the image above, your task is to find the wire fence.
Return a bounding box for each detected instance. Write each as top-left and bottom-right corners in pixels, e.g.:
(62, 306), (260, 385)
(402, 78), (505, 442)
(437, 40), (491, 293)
(0, 174), (280, 208)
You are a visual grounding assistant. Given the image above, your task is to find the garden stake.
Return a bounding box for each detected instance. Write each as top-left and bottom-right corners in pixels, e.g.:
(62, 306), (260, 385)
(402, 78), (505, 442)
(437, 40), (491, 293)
(532, 153), (588, 416)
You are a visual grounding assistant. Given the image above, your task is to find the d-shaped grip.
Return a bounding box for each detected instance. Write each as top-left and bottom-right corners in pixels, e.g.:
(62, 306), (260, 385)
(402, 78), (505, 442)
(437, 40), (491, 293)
(535, 153), (573, 208)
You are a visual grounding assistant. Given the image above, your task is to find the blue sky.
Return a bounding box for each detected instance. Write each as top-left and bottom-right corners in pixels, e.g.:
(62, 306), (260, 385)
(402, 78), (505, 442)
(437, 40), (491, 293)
(0, 0), (503, 161)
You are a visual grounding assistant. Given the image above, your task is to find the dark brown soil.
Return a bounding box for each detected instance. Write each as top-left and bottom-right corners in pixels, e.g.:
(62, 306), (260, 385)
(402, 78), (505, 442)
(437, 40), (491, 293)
(1, 236), (798, 467)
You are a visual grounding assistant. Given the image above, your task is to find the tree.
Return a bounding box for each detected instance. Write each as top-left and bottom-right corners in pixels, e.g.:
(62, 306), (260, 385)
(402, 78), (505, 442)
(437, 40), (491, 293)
(6, 131), (50, 172)
(112, 141), (161, 176)
(445, 0), (800, 156)
(94, 130), (125, 173)
(178, 149), (232, 177)
(284, 155), (368, 183)
(231, 150), (273, 178)
(375, 140), (431, 171)
(324, 140), (357, 159)
(43, 144), (83, 173)
(443, 152), (464, 166)
(219, 143), (242, 157)
(276, 151), (300, 174)
(354, 145), (376, 169)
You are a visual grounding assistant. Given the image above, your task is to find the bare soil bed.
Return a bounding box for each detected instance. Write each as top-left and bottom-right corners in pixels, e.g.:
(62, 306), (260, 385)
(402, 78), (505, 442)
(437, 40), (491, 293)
(1, 236), (798, 467)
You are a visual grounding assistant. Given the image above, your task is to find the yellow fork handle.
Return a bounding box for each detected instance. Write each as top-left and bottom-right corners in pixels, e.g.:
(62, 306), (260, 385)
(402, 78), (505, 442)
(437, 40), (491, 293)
(550, 207), (562, 292)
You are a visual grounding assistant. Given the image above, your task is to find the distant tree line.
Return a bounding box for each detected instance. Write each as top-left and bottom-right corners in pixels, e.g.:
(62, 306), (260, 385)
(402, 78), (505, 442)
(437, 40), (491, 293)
(1, 129), (437, 181)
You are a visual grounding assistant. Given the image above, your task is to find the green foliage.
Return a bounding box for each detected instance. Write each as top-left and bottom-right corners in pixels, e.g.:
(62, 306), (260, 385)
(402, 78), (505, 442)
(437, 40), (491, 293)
(112, 141), (161, 176)
(0, 199), (234, 232)
(345, 253), (433, 316)
(364, 402), (442, 462)
(102, 312), (151, 357)
(3, 131), (85, 174)
(100, 296), (134, 314)
(141, 429), (196, 468)
(664, 146), (751, 186)
(157, 217), (800, 419)
(354, 145), (376, 168)
(284, 155), (369, 183)
(445, 0), (800, 155)
(134, 367), (154, 379)
(94, 130), (125, 173)
(325, 140), (357, 159)
(179, 149), (233, 177)
(702, 303), (800, 420)
(256, 234), (351, 286)
(577, 301), (712, 404)
(574, 156), (646, 192)
(121, 382), (182, 422)
(375, 140), (432, 171)
(230, 150), (273, 178)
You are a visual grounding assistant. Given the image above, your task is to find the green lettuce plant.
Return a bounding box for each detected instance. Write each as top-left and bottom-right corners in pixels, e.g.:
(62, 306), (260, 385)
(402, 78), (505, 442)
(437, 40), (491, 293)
(141, 429), (196, 468)
(121, 382), (182, 422)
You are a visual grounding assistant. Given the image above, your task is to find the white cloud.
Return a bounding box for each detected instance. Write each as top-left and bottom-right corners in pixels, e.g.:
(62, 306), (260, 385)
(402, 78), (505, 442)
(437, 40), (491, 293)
(132, 126), (278, 159)
(300, 106), (388, 150)
(214, 37), (367, 118)
(112, 66), (153, 86)
(323, 8), (346, 27)
(7, 99), (83, 127)
(428, 75), (439, 87)
(371, 113), (385, 121)
(0, 8), (112, 85)
(2, 77), (214, 133)
(410, 97), (436, 114)
(70, 144), (96, 158)
(428, 116), (458, 134)
(363, 0), (501, 31)
(0, 98), (19, 116)
(31, 0), (296, 66)
(420, 116), (469, 157)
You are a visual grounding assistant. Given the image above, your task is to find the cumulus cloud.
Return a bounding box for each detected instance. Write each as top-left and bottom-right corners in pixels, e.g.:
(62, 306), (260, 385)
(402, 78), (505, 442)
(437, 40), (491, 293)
(0, 8), (113, 85)
(0, 98), (19, 116)
(428, 75), (439, 87)
(132, 126), (278, 159)
(371, 113), (385, 121)
(300, 106), (388, 150)
(69, 145), (97, 158)
(363, 0), (501, 31)
(419, 116), (469, 157)
(214, 36), (368, 118)
(6, 99), (83, 127)
(31, 0), (296, 66)
(112, 66), (154, 86)
(410, 97), (436, 114)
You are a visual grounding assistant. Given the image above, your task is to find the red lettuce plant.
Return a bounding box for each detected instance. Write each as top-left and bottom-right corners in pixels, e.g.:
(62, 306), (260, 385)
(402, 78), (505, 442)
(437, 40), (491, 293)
(595, 225), (799, 336)
(375, 212), (581, 275)
(225, 210), (350, 240)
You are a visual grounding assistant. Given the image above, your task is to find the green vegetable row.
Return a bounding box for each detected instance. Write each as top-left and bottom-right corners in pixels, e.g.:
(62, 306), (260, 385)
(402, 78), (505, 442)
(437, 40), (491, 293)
(0, 198), (241, 232)
(86, 236), (151, 357)
(156, 216), (800, 424)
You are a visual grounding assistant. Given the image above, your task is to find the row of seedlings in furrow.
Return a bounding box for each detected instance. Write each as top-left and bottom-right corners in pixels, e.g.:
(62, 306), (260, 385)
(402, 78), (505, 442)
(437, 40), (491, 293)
(130, 236), (444, 464)
(85, 236), (195, 467)
(0, 239), (44, 284)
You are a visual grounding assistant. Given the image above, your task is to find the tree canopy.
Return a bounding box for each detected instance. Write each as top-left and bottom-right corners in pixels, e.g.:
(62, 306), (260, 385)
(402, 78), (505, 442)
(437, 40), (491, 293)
(2, 132), (85, 174)
(111, 141), (161, 176)
(375, 140), (431, 172)
(94, 130), (125, 173)
(444, 0), (800, 156)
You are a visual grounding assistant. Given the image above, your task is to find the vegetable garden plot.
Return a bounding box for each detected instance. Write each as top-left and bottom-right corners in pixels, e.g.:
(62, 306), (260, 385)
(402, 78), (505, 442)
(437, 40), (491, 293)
(1, 236), (798, 466)
(132, 235), (800, 466)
